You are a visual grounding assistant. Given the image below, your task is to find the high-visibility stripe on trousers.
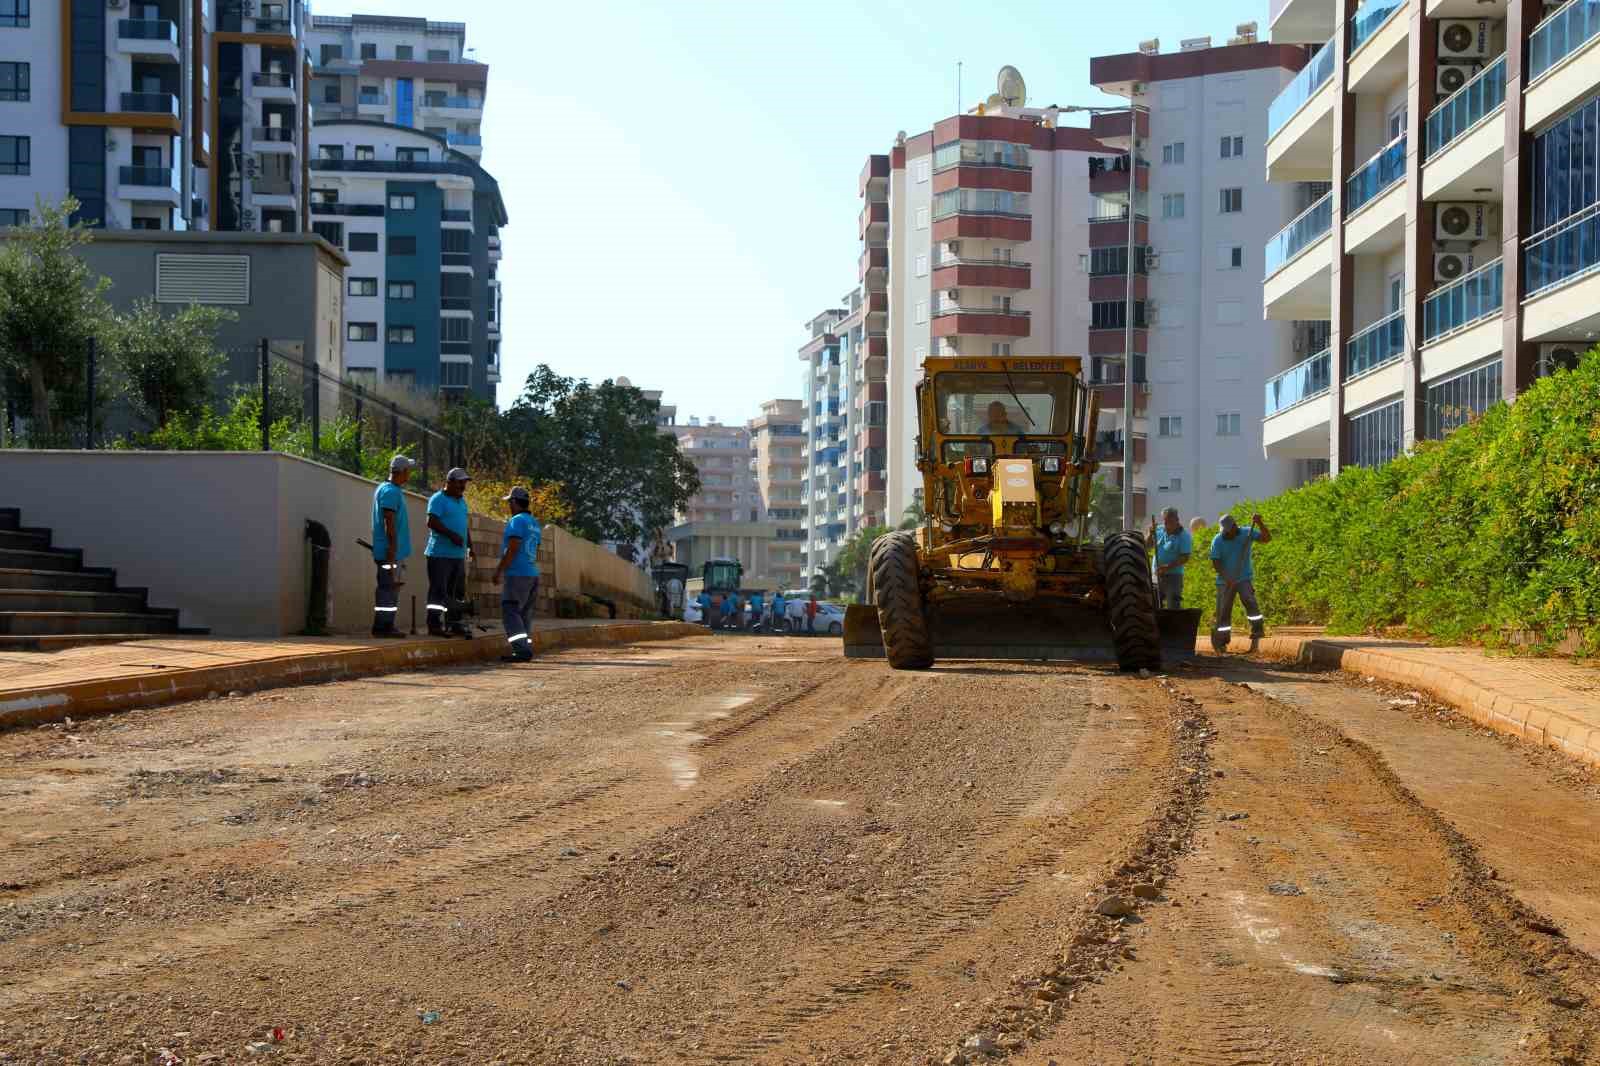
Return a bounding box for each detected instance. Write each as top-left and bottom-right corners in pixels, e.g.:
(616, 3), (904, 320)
(501, 574), (539, 661)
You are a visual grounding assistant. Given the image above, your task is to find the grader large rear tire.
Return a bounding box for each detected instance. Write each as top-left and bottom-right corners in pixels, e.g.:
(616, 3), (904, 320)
(1103, 531), (1162, 672)
(871, 531), (934, 670)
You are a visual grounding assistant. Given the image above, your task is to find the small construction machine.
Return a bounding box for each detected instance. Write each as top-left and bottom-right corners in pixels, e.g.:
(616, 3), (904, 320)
(843, 355), (1199, 670)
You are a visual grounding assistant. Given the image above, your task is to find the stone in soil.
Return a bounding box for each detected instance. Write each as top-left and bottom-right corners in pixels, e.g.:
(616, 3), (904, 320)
(1095, 896), (1137, 918)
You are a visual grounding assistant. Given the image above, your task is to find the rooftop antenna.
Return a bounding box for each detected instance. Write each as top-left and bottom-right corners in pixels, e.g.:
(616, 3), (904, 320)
(956, 61), (962, 115)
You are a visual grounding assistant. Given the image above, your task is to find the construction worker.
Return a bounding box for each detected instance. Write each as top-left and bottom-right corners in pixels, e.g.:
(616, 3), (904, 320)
(1210, 513), (1272, 651)
(805, 594), (819, 635)
(370, 455), (415, 638)
(424, 467), (474, 638)
(1145, 506), (1192, 610)
(492, 486), (542, 663)
(771, 589), (787, 633)
(719, 593), (736, 630)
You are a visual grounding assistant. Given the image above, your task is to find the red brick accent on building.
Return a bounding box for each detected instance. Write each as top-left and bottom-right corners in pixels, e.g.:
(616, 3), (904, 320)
(1089, 274), (1148, 302)
(931, 215), (1032, 243)
(931, 313), (1031, 339)
(932, 165), (1033, 194)
(932, 263), (1031, 290)
(1089, 41), (1308, 89)
(1089, 329), (1148, 356)
(1089, 217), (1147, 248)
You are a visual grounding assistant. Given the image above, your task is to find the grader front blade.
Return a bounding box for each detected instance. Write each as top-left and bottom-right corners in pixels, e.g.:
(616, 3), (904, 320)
(842, 602), (1200, 665)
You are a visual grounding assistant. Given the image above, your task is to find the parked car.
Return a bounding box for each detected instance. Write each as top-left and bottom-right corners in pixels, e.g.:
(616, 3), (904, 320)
(782, 596), (844, 635)
(683, 601), (702, 624)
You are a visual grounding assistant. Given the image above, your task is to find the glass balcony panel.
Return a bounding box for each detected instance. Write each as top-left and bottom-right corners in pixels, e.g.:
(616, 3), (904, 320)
(1350, 0), (1404, 53)
(1424, 55), (1506, 159)
(1525, 206), (1600, 295)
(1264, 349), (1332, 417)
(1264, 192), (1333, 278)
(1346, 135), (1406, 214)
(120, 92), (178, 114)
(118, 18), (177, 42)
(1267, 36), (1335, 140)
(1422, 259), (1502, 342)
(1345, 309), (1407, 377)
(1529, 0), (1600, 82)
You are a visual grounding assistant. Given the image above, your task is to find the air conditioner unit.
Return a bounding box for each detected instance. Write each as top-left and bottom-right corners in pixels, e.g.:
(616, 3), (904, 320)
(1145, 250), (1161, 272)
(1537, 343), (1581, 377)
(946, 289), (960, 300)
(1436, 201), (1490, 242)
(1436, 61), (1484, 97)
(1434, 250), (1475, 282)
(1438, 20), (1490, 60)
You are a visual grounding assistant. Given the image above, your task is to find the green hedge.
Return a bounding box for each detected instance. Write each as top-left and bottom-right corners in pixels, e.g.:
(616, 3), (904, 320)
(1179, 348), (1600, 654)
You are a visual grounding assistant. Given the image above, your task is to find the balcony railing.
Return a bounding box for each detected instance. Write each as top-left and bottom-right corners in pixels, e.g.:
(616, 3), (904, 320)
(1346, 135), (1405, 214)
(311, 201), (384, 216)
(118, 18), (177, 42)
(942, 256), (1032, 269)
(1422, 258), (1502, 343)
(357, 93), (389, 106)
(1267, 36), (1335, 140)
(1345, 308), (1406, 377)
(311, 158), (478, 178)
(1264, 191), (1332, 278)
(254, 180), (297, 198)
(1424, 54), (1506, 159)
(120, 92), (179, 115)
(424, 95), (479, 111)
(252, 72), (294, 89)
(446, 132), (481, 147)
(252, 126), (295, 142)
(1349, 0), (1404, 54)
(931, 306), (1031, 318)
(1264, 349), (1331, 418)
(117, 165), (178, 189)
(1525, 203), (1600, 296)
(1529, 0), (1600, 82)
(440, 209), (472, 222)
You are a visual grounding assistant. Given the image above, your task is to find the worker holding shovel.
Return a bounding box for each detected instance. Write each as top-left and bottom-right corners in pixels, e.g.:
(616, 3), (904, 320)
(1209, 513), (1271, 653)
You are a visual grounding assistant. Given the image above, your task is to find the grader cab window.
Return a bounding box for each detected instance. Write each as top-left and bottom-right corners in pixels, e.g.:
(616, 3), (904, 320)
(934, 373), (1074, 438)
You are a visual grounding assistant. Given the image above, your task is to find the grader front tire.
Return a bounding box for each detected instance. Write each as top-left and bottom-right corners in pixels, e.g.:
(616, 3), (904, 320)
(1103, 531), (1162, 672)
(871, 532), (934, 670)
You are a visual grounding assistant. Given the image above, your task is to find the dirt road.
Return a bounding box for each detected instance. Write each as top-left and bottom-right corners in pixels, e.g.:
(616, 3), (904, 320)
(1, 635), (1597, 1064)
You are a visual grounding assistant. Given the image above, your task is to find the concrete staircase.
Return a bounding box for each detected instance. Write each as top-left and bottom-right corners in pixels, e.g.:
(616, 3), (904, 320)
(0, 507), (197, 649)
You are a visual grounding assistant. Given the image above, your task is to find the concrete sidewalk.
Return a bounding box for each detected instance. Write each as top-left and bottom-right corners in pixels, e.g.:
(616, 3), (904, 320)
(1207, 628), (1600, 767)
(0, 619), (701, 729)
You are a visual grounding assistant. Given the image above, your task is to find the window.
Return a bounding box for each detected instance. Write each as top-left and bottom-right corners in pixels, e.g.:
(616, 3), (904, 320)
(1161, 475), (1183, 493)
(359, 43), (377, 59)
(990, 342), (1012, 356)
(388, 235), (416, 255)
(311, 220), (342, 247)
(0, 207), (25, 226)
(1162, 142), (1184, 165)
(1215, 412), (1242, 437)
(915, 206), (929, 229)
(0, 0), (28, 26)
(1215, 466), (1242, 491)
(913, 158), (930, 182)
(1230, 245), (1243, 269)
(1161, 193), (1184, 218)
(0, 134), (27, 174)
(318, 145), (344, 161)
(1425, 360), (1502, 439)
(354, 144), (375, 161)
(931, 139), (1030, 170)
(932, 188), (1029, 219)
(395, 45), (413, 60)
(440, 317), (470, 342)
(1346, 401), (1403, 468)
(1089, 245), (1149, 276)
(440, 228), (470, 254)
(1158, 415), (1182, 438)
(388, 192), (416, 210)
(441, 361), (471, 389)
(397, 147), (427, 163)
(1090, 301), (1146, 330)
(387, 280), (415, 300)
(1220, 187), (1243, 214)
(914, 299), (927, 324)
(319, 44), (342, 65)
(0, 61), (28, 101)
(348, 231), (378, 252)
(348, 276), (377, 297)
(386, 325), (415, 344)
(1387, 106), (1407, 141)
(914, 254), (928, 276)
(310, 186), (338, 205)
(427, 49), (450, 62)
(1217, 244), (1244, 269)
(347, 322), (378, 342)
(322, 83), (340, 104)
(1389, 273), (1403, 313)
(130, 216), (161, 231)
(1220, 135), (1244, 159)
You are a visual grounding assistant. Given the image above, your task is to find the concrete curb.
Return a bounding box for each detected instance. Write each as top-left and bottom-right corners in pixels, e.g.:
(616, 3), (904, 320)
(0, 621), (703, 731)
(1202, 633), (1600, 768)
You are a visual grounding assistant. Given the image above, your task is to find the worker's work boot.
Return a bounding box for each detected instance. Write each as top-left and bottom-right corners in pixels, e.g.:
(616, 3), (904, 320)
(1211, 626), (1231, 654)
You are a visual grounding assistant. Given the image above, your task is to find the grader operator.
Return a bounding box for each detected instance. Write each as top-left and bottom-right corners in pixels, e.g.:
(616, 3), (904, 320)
(843, 355), (1199, 670)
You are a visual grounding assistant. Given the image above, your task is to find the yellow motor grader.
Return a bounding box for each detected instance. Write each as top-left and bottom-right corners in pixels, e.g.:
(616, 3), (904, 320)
(843, 354), (1199, 670)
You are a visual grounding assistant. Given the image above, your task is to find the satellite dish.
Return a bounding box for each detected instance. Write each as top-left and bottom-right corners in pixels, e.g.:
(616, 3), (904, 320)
(997, 65), (1026, 107)
(985, 93), (1005, 112)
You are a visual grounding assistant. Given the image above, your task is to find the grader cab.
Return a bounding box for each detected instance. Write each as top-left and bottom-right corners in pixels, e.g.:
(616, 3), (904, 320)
(843, 355), (1199, 670)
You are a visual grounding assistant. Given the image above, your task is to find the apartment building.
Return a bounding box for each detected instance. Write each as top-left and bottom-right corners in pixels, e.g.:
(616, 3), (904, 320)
(308, 121), (506, 400)
(748, 398), (807, 590)
(1088, 34), (1314, 523)
(0, 0), (310, 233)
(879, 73), (1104, 523)
(305, 14), (485, 161)
(1262, 0), (1600, 471)
(797, 301), (858, 581)
(666, 417), (784, 589)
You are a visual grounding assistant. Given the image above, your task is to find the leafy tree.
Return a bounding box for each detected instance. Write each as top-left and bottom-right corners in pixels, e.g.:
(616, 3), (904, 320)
(836, 523), (892, 598)
(900, 493), (926, 531)
(108, 298), (235, 431)
(499, 366), (700, 544)
(0, 198), (114, 442)
(1088, 475), (1123, 539)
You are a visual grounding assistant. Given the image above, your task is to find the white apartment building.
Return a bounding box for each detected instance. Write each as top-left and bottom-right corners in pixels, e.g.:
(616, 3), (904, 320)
(1089, 33), (1315, 523)
(1261, 0), (1599, 469)
(305, 14), (485, 161)
(881, 76), (1102, 523)
(797, 300), (858, 581)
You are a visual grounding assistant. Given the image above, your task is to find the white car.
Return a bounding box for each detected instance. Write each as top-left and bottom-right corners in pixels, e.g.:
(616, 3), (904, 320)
(784, 599), (844, 635)
(683, 601), (703, 624)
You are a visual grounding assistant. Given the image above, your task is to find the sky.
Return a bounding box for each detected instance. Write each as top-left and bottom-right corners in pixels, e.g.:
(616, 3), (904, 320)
(311, 0), (1271, 424)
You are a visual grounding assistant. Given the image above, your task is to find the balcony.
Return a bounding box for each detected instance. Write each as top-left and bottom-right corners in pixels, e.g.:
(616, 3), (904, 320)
(446, 132), (482, 156)
(931, 211), (1031, 244)
(1087, 156), (1148, 198)
(1092, 382), (1149, 412)
(858, 200), (888, 238)
(1522, 205), (1600, 342)
(858, 244), (887, 280)
(116, 19), (180, 63)
(931, 307), (1030, 339)
(357, 93), (389, 116)
(487, 233), (501, 261)
(422, 95), (482, 115)
(1346, 136), (1405, 215)
(1345, 136), (1407, 254)
(120, 91), (179, 117)
(1263, 350), (1333, 457)
(1423, 56), (1507, 202)
(1346, 308), (1406, 379)
(1420, 260), (1505, 382)
(116, 165), (181, 205)
(251, 126), (297, 153)
(312, 104), (356, 122)
(311, 201), (384, 216)
(251, 72), (296, 103)
(1347, 0), (1408, 96)
(930, 258), (1030, 291)
(1270, 0), (1338, 43)
(1527, 0), (1600, 128)
(1264, 192), (1333, 320)
(441, 208), (473, 227)
(859, 153), (890, 197)
(252, 179), (298, 209)
(1266, 38), (1336, 183)
(1091, 431), (1148, 465)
